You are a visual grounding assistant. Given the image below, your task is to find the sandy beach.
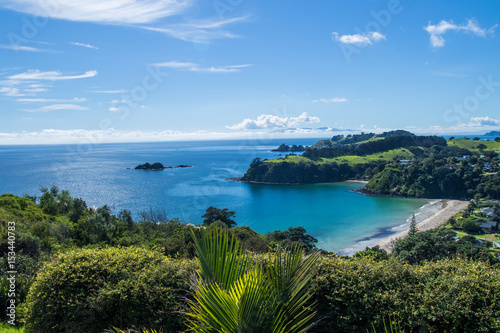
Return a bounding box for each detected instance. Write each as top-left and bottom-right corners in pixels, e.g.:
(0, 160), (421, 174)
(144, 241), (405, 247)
(344, 180), (369, 184)
(376, 199), (470, 253)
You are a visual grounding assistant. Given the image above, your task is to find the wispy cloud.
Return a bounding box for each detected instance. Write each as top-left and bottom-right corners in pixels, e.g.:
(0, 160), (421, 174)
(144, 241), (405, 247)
(312, 97), (348, 103)
(1, 0), (192, 25)
(16, 97), (87, 103)
(0, 1), (249, 43)
(424, 19), (497, 48)
(20, 104), (89, 113)
(227, 112), (320, 130)
(70, 42), (99, 50)
(142, 15), (250, 43)
(8, 70), (98, 81)
(0, 86), (23, 97)
(332, 32), (386, 46)
(0, 44), (47, 52)
(153, 61), (252, 73)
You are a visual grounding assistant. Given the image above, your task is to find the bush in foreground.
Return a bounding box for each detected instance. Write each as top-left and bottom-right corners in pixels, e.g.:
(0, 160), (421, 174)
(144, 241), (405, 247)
(314, 256), (500, 332)
(24, 247), (195, 333)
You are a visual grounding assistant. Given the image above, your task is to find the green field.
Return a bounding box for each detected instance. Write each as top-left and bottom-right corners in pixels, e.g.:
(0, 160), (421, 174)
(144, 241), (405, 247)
(449, 138), (500, 153)
(264, 148), (414, 166)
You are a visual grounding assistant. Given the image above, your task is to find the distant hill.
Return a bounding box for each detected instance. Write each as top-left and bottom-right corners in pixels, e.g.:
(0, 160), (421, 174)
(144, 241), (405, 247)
(238, 131), (500, 199)
(272, 144), (307, 152)
(485, 130), (500, 136)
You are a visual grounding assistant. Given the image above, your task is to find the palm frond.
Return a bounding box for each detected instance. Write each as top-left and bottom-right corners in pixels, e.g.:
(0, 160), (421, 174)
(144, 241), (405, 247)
(187, 227), (319, 333)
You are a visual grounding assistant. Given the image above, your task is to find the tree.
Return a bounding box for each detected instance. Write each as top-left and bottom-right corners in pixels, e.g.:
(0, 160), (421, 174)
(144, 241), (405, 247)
(408, 213), (417, 237)
(201, 206), (237, 228)
(266, 226), (318, 252)
(477, 143), (487, 151)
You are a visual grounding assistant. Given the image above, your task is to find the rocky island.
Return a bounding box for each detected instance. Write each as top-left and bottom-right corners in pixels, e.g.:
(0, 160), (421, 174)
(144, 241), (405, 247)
(132, 162), (192, 170)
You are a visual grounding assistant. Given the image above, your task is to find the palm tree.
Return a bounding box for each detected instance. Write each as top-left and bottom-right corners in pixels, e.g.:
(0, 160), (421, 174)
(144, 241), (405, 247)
(186, 227), (319, 332)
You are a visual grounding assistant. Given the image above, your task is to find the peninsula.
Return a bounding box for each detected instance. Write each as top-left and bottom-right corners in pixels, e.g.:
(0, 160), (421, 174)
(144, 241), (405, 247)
(237, 130), (500, 201)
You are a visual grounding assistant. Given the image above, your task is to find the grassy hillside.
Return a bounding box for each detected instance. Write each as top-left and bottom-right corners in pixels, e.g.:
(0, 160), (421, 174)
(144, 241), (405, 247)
(265, 147), (414, 166)
(449, 138), (500, 153)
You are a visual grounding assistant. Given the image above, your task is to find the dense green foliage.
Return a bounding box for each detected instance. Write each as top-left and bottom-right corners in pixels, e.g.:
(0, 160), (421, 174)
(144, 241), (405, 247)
(24, 247), (195, 333)
(0, 189), (321, 325)
(1, 187), (499, 332)
(304, 132), (445, 159)
(314, 256), (500, 333)
(393, 227), (498, 264)
(364, 156), (500, 199)
(241, 157), (381, 183)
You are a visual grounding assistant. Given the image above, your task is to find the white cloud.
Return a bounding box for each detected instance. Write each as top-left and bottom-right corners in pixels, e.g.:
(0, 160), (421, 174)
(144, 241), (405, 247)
(1, 0), (192, 25)
(469, 116), (500, 127)
(8, 70), (98, 81)
(70, 42), (99, 49)
(424, 19), (497, 48)
(227, 112), (320, 130)
(312, 97), (348, 103)
(0, 44), (45, 52)
(17, 97), (87, 103)
(152, 61), (252, 73)
(109, 106), (120, 112)
(20, 104), (89, 113)
(332, 31), (386, 46)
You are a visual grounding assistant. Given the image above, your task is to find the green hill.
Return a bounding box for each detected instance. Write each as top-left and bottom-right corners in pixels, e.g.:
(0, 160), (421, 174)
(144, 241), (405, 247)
(240, 132), (500, 199)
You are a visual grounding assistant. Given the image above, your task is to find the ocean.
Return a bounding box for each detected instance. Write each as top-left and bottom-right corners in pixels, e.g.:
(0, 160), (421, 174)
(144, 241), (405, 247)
(0, 138), (434, 254)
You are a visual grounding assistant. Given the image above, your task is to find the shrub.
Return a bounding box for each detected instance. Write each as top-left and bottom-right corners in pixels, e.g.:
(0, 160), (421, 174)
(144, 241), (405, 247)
(24, 247), (195, 333)
(313, 256), (500, 333)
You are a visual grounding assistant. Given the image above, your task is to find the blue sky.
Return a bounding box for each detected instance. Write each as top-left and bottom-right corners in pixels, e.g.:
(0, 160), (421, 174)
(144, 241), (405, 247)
(1, 0), (499, 144)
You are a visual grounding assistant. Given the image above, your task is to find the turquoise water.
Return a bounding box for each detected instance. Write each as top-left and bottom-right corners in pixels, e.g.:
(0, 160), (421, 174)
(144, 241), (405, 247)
(0, 139), (429, 254)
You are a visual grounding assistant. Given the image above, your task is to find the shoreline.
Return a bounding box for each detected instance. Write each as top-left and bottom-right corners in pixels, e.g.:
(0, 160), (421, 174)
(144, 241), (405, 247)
(344, 180), (368, 184)
(227, 177), (369, 186)
(375, 199), (470, 253)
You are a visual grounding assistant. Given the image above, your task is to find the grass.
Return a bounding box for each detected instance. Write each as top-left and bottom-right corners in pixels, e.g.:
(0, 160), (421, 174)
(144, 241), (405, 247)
(264, 148), (415, 166)
(448, 138), (500, 153)
(0, 323), (25, 332)
(445, 227), (497, 242)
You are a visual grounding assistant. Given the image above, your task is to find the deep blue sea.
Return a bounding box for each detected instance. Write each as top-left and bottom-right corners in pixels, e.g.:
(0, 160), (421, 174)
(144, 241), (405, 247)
(0, 138), (438, 254)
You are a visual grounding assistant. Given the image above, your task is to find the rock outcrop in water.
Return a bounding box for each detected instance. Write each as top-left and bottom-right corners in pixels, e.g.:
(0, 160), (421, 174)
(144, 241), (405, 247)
(132, 162), (192, 170)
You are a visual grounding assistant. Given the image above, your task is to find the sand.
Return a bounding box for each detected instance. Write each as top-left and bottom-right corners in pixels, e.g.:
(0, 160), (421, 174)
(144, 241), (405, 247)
(344, 180), (369, 184)
(376, 199), (470, 253)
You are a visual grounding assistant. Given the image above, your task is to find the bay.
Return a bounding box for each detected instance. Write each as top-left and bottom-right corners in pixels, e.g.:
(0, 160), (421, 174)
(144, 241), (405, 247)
(0, 138), (429, 254)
